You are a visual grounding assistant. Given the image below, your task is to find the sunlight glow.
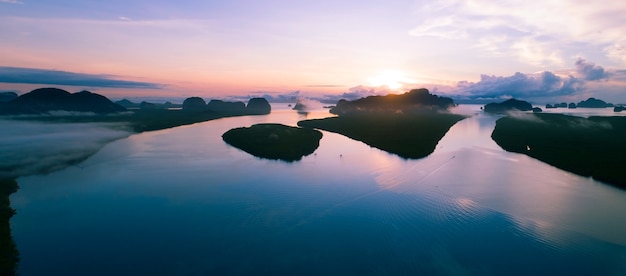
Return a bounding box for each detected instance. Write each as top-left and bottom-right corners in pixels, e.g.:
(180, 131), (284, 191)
(367, 70), (416, 90)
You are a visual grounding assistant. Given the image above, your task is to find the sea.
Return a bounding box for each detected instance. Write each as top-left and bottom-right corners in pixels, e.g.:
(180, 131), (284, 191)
(7, 105), (626, 275)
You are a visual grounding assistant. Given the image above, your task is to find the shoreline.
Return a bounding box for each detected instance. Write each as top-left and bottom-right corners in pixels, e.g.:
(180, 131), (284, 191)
(491, 113), (626, 189)
(298, 112), (466, 159)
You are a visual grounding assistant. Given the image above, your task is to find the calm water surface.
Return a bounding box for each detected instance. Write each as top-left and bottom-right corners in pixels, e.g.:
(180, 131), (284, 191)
(10, 106), (626, 275)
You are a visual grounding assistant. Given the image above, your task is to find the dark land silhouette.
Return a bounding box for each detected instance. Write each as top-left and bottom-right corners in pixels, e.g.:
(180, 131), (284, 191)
(329, 88), (454, 115)
(222, 124), (322, 162)
(576, 98), (614, 108)
(182, 97), (207, 111)
(491, 113), (626, 188)
(298, 113), (464, 159)
(207, 100), (246, 113)
(181, 97), (270, 115)
(546, 98), (615, 109)
(0, 88), (272, 132)
(115, 99), (182, 110)
(246, 98), (272, 115)
(300, 89), (464, 159)
(0, 179), (18, 276)
(483, 98), (533, 114)
(0, 92), (17, 103)
(0, 88), (125, 115)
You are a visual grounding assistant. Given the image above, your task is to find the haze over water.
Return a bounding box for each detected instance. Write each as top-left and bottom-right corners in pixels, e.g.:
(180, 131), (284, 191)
(9, 105), (626, 275)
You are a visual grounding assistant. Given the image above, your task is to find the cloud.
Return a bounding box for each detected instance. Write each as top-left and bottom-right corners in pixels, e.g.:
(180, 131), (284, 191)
(409, 1), (626, 65)
(454, 71), (583, 101)
(0, 0), (23, 4)
(304, 84), (346, 88)
(245, 91), (301, 103)
(0, 67), (163, 89)
(575, 58), (609, 81)
(506, 111), (545, 124)
(225, 85), (396, 105)
(0, 120), (131, 179)
(315, 85), (396, 104)
(444, 58), (625, 102)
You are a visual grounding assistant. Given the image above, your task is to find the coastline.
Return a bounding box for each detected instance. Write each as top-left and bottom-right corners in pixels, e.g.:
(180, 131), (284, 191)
(298, 113), (466, 159)
(491, 113), (626, 189)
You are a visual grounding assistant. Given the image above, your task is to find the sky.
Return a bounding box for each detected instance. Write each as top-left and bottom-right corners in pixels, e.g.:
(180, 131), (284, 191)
(1, 0), (626, 103)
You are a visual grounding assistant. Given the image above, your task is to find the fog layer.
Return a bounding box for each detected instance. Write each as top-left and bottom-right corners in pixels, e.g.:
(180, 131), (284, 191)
(0, 119), (131, 178)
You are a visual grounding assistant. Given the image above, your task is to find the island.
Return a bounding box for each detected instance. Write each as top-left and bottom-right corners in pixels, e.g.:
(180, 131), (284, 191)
(491, 113), (626, 188)
(483, 98), (533, 114)
(222, 123), (322, 162)
(576, 97), (613, 108)
(298, 89), (465, 159)
(329, 88), (455, 115)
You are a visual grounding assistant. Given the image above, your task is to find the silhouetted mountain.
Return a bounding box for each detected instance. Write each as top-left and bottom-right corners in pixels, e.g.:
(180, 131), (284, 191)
(246, 98), (271, 115)
(329, 88), (454, 116)
(139, 101), (158, 110)
(0, 88), (125, 115)
(115, 99), (139, 108)
(483, 99), (532, 114)
(577, 98), (613, 108)
(0, 92), (17, 103)
(182, 97), (207, 111)
(207, 100), (246, 113)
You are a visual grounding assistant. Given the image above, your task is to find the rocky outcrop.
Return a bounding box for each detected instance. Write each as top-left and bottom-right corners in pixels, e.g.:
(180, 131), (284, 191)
(246, 98), (271, 115)
(182, 97), (207, 111)
(207, 100), (246, 113)
(483, 99), (533, 114)
(577, 98), (613, 108)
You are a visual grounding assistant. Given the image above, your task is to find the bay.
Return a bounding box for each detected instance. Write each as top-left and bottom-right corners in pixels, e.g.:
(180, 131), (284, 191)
(10, 105), (626, 275)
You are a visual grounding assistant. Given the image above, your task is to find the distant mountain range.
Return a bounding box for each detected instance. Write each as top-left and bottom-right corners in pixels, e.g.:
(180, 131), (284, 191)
(0, 88), (125, 115)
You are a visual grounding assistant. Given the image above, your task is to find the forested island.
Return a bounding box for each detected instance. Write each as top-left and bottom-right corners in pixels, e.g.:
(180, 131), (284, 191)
(299, 89), (465, 159)
(491, 113), (626, 188)
(222, 124), (322, 162)
(329, 88), (455, 115)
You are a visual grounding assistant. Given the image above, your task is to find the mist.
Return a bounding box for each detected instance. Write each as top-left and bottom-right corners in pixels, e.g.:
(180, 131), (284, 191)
(0, 119), (132, 179)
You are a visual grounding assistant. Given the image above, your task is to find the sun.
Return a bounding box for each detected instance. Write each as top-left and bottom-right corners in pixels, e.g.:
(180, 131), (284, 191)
(367, 70), (412, 90)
